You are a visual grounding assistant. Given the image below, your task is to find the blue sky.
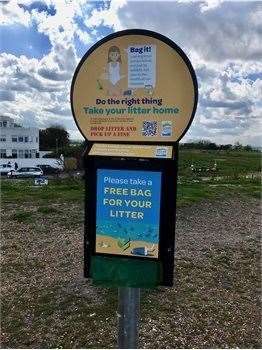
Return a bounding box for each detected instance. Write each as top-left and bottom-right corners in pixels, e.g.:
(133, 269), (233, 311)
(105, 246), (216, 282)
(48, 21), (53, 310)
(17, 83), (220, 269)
(0, 0), (261, 146)
(0, 22), (51, 58)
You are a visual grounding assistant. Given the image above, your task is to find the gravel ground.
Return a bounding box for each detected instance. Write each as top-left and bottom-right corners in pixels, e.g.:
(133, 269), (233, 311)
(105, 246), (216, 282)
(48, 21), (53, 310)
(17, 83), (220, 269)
(1, 196), (261, 348)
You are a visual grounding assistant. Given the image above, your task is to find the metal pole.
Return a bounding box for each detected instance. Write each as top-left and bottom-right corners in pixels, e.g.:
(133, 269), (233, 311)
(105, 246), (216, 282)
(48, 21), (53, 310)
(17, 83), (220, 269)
(118, 287), (140, 349)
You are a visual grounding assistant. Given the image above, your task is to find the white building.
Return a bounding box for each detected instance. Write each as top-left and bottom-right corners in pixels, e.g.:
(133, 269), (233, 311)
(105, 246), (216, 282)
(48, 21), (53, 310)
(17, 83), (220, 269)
(0, 116), (39, 159)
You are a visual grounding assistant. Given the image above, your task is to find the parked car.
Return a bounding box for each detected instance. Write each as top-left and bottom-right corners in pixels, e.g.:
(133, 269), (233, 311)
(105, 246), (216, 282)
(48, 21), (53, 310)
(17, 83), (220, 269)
(0, 163), (15, 175)
(7, 167), (43, 178)
(36, 164), (61, 175)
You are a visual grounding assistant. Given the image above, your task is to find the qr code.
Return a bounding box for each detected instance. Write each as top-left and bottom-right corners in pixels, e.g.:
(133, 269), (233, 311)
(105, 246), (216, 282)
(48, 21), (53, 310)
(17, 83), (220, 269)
(142, 121), (157, 136)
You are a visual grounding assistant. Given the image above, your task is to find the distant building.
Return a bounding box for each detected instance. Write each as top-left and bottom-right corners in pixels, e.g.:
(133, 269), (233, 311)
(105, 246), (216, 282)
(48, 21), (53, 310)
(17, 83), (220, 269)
(0, 116), (39, 159)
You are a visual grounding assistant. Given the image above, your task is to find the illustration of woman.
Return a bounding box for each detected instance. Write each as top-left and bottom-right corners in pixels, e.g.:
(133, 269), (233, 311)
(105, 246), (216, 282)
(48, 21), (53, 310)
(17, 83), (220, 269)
(108, 46), (122, 86)
(100, 46), (125, 96)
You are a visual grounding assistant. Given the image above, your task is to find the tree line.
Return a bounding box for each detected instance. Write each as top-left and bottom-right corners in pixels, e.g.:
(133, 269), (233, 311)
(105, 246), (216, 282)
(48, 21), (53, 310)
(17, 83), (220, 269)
(180, 140), (255, 151)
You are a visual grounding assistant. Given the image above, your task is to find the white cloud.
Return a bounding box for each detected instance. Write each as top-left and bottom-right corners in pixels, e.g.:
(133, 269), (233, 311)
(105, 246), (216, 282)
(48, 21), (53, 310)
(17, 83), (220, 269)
(1, 0), (31, 26)
(114, 1), (262, 145)
(120, 1), (262, 61)
(199, 0), (223, 12)
(0, 52), (70, 129)
(0, 0), (90, 138)
(85, 0), (127, 31)
(75, 28), (92, 45)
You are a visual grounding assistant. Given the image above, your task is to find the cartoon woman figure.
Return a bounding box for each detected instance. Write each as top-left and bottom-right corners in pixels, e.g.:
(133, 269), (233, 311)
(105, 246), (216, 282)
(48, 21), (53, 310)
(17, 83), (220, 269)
(100, 46), (125, 95)
(108, 46), (122, 85)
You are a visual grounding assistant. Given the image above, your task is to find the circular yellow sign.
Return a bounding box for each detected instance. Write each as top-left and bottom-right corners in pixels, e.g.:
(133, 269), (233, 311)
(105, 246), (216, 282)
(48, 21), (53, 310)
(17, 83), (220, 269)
(71, 30), (198, 143)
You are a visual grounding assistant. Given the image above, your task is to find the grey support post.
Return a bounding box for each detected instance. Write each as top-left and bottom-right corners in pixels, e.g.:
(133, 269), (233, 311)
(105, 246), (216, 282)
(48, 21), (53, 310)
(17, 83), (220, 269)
(118, 288), (140, 349)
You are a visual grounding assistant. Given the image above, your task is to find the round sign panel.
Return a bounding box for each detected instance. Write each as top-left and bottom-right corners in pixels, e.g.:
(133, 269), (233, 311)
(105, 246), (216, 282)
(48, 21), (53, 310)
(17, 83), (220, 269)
(71, 29), (198, 143)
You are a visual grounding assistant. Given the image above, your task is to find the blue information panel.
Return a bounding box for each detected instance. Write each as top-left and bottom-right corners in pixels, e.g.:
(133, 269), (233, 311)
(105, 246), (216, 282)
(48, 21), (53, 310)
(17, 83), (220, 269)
(96, 169), (162, 259)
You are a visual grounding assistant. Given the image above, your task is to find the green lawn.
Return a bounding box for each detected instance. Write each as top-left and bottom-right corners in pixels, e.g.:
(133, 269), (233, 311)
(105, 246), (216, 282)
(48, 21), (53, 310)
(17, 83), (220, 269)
(178, 149), (261, 177)
(1, 150), (260, 206)
(0, 178), (85, 204)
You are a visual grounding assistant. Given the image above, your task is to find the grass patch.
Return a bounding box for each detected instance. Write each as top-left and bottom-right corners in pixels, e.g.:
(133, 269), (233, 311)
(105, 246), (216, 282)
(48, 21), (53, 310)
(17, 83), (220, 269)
(11, 211), (33, 223)
(179, 149), (261, 178)
(1, 177), (260, 208)
(176, 178), (261, 206)
(1, 286), (118, 349)
(37, 206), (60, 215)
(1, 178), (84, 204)
(0, 150), (260, 206)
